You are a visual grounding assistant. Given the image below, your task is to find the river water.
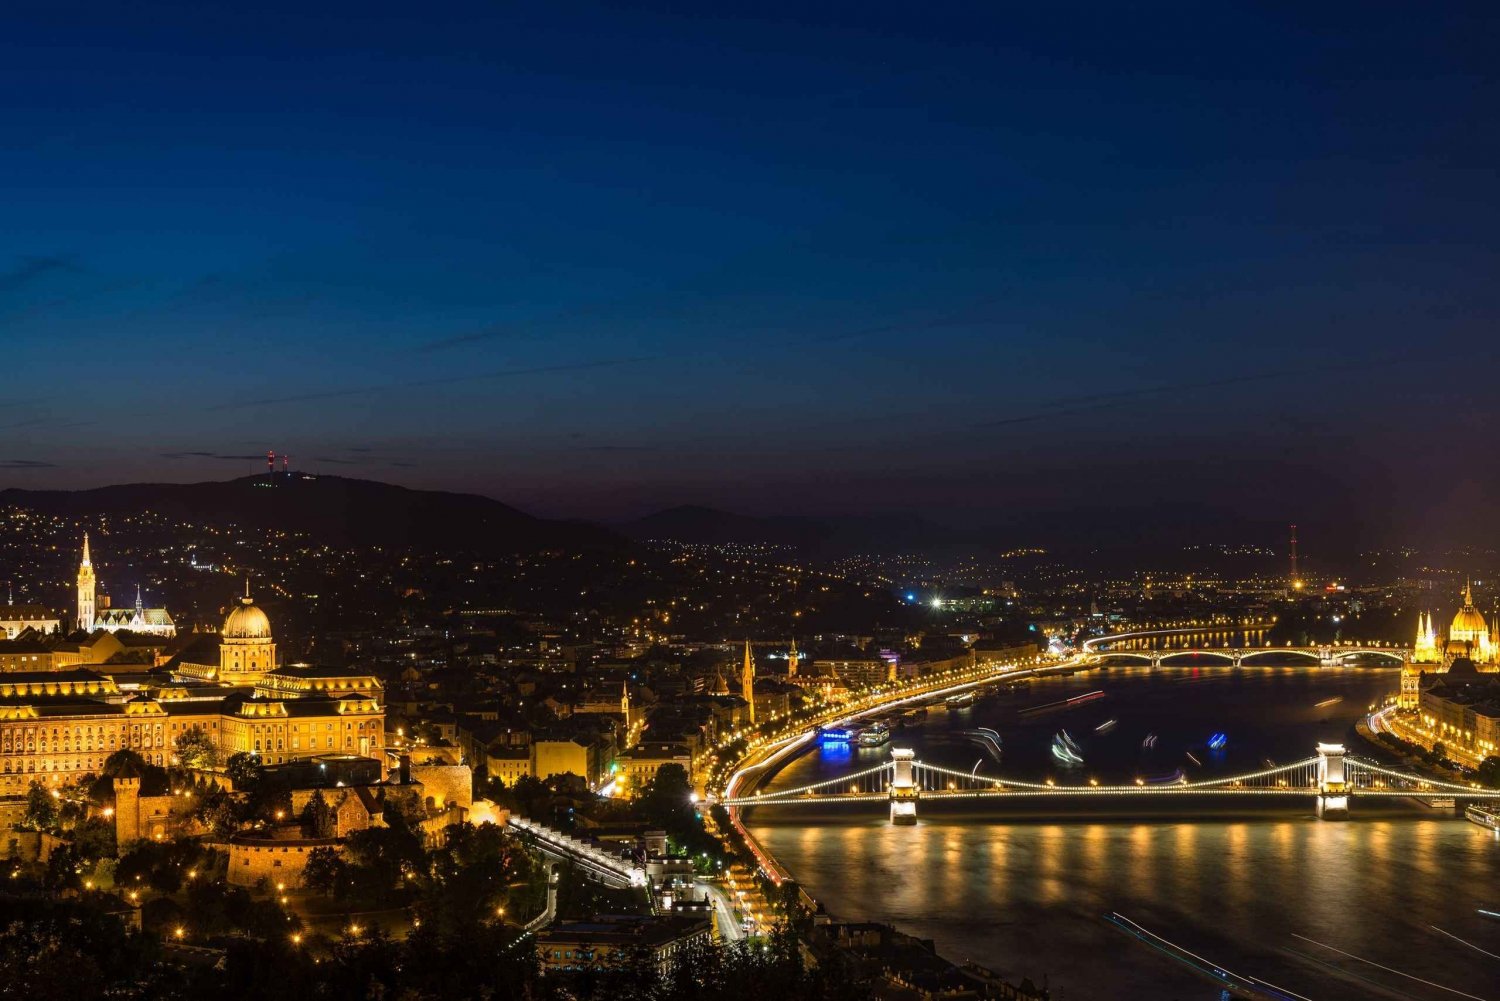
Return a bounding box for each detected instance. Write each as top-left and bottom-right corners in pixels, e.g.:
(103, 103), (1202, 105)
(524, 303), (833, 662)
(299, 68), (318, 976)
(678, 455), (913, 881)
(749, 665), (1500, 1000)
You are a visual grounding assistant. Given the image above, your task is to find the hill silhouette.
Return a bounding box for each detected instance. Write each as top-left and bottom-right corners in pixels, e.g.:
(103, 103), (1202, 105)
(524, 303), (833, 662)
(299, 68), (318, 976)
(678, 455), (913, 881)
(0, 474), (621, 554)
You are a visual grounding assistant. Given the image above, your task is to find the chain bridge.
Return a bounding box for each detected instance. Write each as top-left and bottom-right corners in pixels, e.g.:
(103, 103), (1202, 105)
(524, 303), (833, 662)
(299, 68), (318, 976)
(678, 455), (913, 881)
(721, 744), (1500, 824)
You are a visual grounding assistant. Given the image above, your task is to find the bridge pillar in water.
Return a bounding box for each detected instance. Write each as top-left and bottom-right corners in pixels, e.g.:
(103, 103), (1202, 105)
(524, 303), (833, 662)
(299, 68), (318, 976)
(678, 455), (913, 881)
(889, 748), (918, 825)
(1231, 649), (1242, 668)
(1315, 742), (1349, 819)
(1317, 645), (1336, 668)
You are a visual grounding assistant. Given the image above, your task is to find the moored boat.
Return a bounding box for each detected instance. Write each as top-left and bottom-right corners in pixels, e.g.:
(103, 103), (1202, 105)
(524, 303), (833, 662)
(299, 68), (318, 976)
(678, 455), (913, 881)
(1466, 804), (1500, 832)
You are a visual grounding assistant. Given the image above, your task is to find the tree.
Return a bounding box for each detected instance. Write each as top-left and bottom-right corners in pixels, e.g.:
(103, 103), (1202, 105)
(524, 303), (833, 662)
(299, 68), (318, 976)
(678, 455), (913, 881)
(175, 726), (220, 770)
(301, 790), (335, 839)
(71, 817), (117, 862)
(21, 782), (59, 831)
(224, 752), (263, 791)
(195, 789), (242, 839)
(301, 846), (347, 898)
(42, 844), (81, 892)
(1478, 756), (1500, 789)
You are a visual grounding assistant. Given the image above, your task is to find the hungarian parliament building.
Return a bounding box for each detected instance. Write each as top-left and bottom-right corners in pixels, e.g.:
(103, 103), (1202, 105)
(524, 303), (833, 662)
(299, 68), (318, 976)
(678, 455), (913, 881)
(1398, 583), (1499, 709)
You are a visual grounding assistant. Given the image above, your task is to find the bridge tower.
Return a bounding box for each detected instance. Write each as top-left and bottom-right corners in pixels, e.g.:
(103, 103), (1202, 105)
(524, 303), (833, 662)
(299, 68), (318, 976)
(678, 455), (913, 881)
(889, 748), (919, 825)
(1315, 742), (1349, 819)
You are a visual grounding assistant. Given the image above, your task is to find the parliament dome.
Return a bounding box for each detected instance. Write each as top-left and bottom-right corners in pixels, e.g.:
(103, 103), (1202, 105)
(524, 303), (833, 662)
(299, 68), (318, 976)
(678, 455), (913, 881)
(223, 597), (272, 640)
(1451, 605), (1488, 635)
(1450, 583), (1489, 638)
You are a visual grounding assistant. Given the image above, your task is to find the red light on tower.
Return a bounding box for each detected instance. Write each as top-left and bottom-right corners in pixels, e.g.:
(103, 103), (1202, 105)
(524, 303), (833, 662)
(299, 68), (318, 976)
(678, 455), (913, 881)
(267, 450), (275, 476)
(281, 455), (288, 474)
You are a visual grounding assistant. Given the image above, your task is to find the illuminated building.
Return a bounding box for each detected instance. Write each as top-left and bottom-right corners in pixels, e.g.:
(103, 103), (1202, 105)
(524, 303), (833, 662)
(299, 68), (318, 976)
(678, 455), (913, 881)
(172, 583), (278, 684)
(0, 597), (384, 794)
(1445, 583), (1495, 663)
(741, 639), (755, 724)
(1417, 660), (1500, 760)
(1399, 584), (1498, 709)
(787, 637), (799, 678)
(75, 534), (176, 637)
(0, 603), (60, 640)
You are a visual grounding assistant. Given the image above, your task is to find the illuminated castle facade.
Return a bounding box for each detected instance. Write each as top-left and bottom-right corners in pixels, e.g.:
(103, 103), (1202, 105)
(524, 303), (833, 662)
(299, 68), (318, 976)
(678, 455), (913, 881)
(1398, 584), (1498, 708)
(0, 594), (384, 795)
(75, 533), (176, 637)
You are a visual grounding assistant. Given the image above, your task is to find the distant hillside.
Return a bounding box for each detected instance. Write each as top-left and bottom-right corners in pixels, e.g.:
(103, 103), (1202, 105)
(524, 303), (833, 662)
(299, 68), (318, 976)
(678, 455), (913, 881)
(624, 505), (961, 553)
(625, 505), (831, 548)
(0, 474), (622, 554)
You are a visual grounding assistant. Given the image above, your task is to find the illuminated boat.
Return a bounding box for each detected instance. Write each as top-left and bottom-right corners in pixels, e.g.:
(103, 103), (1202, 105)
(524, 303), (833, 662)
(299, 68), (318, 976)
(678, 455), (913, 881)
(819, 727), (855, 745)
(964, 728), (1003, 761)
(946, 692), (976, 709)
(1207, 732), (1228, 751)
(1051, 730), (1085, 766)
(1095, 718), (1117, 733)
(858, 722), (891, 747)
(1465, 804), (1500, 832)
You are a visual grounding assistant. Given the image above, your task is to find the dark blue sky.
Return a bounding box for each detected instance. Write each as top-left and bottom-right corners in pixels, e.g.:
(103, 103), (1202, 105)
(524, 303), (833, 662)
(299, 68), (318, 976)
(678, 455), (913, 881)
(4, 2), (1498, 540)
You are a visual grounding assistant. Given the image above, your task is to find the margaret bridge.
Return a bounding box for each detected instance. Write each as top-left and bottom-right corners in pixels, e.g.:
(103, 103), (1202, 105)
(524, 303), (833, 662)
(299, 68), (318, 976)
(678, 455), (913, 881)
(1080, 627), (1408, 668)
(722, 744), (1500, 824)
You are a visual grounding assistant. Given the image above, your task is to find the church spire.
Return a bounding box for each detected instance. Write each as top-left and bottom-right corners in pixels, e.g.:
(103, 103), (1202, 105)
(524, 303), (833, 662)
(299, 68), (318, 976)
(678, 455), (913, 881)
(787, 636), (799, 678)
(76, 532), (96, 633)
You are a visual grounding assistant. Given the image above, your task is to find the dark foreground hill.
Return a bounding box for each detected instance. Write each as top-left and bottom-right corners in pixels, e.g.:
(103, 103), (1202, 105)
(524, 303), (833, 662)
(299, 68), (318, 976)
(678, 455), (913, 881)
(0, 474), (622, 554)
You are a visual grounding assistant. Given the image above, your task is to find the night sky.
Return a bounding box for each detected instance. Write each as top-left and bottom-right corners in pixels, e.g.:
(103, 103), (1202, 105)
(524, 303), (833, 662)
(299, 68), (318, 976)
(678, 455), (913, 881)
(4, 3), (1498, 544)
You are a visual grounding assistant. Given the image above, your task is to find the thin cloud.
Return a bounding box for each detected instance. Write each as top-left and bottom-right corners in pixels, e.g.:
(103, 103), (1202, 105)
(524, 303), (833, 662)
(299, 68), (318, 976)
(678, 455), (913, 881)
(0, 459), (57, 469)
(572, 445), (658, 452)
(419, 323), (525, 353)
(207, 356), (657, 411)
(0, 255), (75, 294)
(160, 451), (265, 460)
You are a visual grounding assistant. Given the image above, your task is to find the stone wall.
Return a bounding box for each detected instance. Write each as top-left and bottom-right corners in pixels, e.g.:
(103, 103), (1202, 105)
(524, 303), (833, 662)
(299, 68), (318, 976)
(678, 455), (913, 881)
(409, 763), (472, 812)
(227, 835), (338, 888)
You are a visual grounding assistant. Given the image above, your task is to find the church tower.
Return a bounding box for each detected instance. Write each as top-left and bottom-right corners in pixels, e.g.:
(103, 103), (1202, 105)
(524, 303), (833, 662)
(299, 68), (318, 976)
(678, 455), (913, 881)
(76, 533), (96, 633)
(742, 639), (756, 724)
(787, 637), (799, 678)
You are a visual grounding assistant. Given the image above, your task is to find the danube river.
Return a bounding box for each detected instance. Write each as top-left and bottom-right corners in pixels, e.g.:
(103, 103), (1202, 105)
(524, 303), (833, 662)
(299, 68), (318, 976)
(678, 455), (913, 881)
(748, 666), (1500, 1000)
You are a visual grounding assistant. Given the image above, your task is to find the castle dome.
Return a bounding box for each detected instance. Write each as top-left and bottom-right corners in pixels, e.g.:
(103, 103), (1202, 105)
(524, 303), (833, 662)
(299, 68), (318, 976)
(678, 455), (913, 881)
(223, 596), (272, 640)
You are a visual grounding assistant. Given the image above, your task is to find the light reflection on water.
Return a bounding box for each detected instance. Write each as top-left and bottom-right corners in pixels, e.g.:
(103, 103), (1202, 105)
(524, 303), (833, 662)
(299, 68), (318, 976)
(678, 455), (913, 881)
(750, 668), (1500, 1000)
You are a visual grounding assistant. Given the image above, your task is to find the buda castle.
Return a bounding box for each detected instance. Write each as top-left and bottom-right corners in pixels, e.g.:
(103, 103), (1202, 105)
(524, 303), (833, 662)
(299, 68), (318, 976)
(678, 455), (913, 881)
(1398, 583), (1499, 709)
(0, 583), (384, 797)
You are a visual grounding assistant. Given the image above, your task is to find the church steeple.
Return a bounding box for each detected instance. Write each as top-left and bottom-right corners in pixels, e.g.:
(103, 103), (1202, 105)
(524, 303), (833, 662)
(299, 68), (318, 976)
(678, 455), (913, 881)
(76, 532), (96, 633)
(787, 637), (799, 678)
